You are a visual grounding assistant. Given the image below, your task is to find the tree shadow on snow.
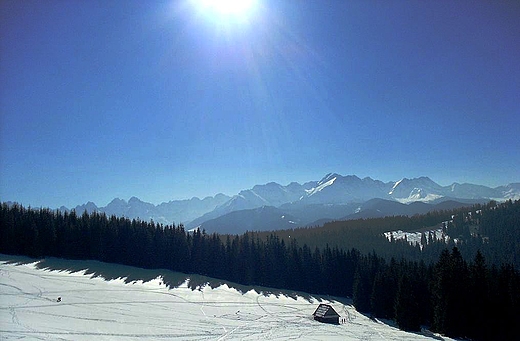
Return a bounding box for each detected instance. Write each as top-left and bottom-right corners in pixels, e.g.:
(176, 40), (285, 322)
(0, 254), (347, 305)
(361, 316), (449, 341)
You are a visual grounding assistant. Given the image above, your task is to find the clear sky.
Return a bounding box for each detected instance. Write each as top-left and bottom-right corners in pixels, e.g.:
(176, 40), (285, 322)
(1, 0), (519, 209)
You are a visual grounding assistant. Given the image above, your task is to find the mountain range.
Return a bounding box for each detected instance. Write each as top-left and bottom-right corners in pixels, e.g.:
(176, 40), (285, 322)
(61, 173), (520, 234)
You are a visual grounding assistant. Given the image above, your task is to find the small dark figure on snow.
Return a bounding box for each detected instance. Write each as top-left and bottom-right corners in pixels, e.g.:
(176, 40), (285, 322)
(57, 297), (61, 302)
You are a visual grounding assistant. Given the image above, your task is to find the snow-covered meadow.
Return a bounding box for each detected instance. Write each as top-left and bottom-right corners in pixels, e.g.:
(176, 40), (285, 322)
(1, 255), (455, 340)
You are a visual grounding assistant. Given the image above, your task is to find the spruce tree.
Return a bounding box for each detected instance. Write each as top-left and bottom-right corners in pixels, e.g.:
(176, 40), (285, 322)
(395, 273), (421, 331)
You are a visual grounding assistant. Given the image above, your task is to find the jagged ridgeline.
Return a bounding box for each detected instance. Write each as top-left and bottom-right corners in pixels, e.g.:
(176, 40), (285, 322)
(1, 200), (519, 340)
(56, 174), (520, 233)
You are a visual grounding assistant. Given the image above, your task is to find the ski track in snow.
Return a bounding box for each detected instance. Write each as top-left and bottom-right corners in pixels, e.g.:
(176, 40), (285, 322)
(0, 258), (456, 340)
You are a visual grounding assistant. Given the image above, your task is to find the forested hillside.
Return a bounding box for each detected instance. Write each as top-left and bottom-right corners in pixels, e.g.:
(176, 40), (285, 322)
(257, 200), (520, 267)
(1, 200), (519, 340)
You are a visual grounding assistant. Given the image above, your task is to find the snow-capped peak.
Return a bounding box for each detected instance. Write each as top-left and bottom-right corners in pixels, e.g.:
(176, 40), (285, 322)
(388, 177), (445, 203)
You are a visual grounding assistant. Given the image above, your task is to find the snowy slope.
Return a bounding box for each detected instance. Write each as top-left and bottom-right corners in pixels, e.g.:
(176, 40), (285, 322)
(0, 255), (456, 341)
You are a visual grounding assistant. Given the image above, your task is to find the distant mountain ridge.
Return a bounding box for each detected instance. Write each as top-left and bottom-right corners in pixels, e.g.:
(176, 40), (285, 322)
(197, 198), (487, 235)
(61, 173), (520, 232)
(67, 194), (230, 225)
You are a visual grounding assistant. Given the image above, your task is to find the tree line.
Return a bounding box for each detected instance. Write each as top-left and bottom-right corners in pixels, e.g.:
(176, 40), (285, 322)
(1, 200), (519, 339)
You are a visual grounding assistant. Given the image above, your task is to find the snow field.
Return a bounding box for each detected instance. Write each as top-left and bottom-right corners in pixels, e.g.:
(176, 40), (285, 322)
(1, 257), (455, 340)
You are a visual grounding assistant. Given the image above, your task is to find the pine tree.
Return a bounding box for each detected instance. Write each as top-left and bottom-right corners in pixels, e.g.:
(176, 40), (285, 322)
(467, 250), (489, 340)
(431, 247), (469, 337)
(395, 273), (421, 331)
(370, 268), (397, 319)
(353, 263), (372, 313)
(431, 248), (450, 333)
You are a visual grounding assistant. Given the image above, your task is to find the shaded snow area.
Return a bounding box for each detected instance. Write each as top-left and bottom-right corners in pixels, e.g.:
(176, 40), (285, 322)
(1, 256), (455, 340)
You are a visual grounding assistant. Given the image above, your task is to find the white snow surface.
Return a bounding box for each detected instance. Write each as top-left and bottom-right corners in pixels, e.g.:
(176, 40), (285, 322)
(0, 256), (456, 341)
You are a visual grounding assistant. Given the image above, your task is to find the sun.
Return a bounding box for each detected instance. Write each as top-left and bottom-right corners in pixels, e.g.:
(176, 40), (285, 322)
(202, 0), (257, 15)
(194, 0), (258, 21)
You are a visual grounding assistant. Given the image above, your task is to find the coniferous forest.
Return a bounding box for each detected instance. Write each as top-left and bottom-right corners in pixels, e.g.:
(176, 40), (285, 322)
(1, 200), (519, 340)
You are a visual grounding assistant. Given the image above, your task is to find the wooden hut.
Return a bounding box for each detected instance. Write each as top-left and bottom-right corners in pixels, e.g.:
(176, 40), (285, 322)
(312, 304), (341, 324)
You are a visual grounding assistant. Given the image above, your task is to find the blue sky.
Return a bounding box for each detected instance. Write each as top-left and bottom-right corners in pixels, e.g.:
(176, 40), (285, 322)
(1, 0), (519, 208)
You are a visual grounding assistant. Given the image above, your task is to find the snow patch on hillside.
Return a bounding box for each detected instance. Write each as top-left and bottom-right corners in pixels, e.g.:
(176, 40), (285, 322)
(383, 219), (459, 249)
(384, 228), (449, 249)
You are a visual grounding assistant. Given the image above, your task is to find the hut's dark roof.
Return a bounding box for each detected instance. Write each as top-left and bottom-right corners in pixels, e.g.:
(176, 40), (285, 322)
(313, 304), (340, 318)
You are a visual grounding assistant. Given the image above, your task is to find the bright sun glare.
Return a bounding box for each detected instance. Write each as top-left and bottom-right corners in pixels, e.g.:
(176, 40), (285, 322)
(197, 0), (258, 17)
